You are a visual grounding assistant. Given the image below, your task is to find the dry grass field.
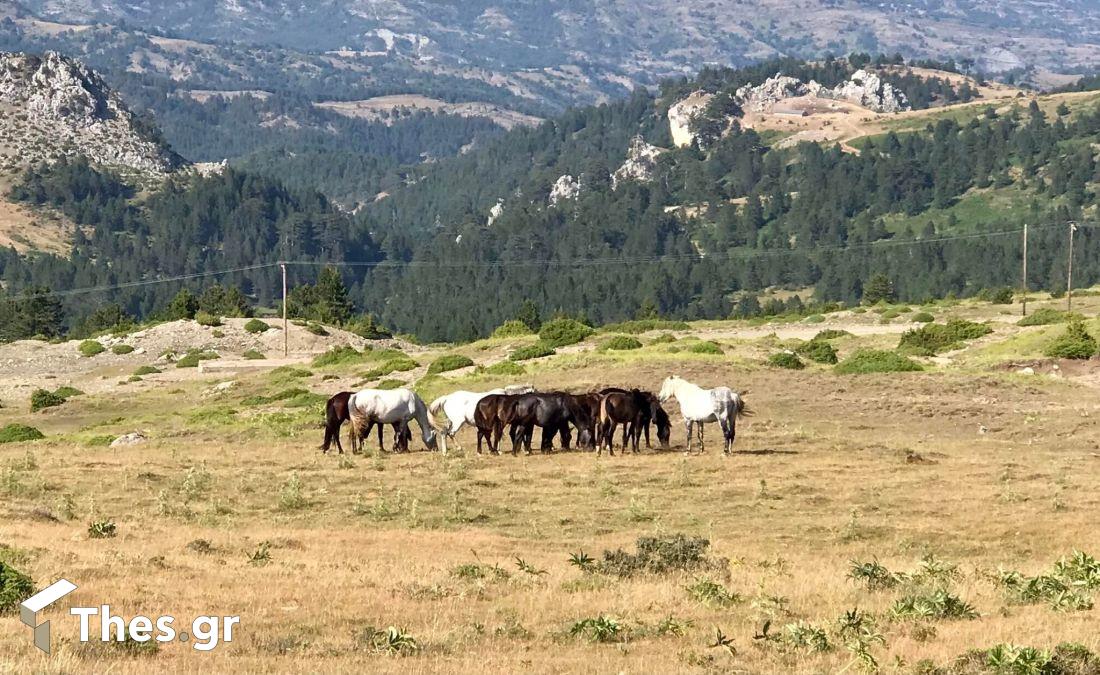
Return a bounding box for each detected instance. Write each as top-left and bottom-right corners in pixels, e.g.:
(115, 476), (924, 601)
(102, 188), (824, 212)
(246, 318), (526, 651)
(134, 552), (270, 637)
(2, 296), (1100, 673)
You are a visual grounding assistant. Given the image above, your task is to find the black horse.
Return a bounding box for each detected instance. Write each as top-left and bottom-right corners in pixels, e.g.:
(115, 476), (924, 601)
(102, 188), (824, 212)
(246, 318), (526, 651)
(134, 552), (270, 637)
(322, 392), (410, 454)
(506, 392), (594, 454)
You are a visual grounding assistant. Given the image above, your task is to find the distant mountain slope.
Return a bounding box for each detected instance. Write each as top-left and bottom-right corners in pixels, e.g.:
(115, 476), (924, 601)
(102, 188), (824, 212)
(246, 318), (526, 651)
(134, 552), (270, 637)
(13, 0), (1100, 88)
(0, 51), (181, 173)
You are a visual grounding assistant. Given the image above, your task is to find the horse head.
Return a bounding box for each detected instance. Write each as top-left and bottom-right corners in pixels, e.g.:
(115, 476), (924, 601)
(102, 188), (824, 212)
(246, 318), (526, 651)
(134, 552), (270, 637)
(658, 375), (679, 403)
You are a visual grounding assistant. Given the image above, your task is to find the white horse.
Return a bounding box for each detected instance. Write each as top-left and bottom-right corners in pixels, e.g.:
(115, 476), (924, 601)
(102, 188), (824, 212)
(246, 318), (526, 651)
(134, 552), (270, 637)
(348, 388), (444, 454)
(429, 385), (534, 446)
(657, 375), (747, 454)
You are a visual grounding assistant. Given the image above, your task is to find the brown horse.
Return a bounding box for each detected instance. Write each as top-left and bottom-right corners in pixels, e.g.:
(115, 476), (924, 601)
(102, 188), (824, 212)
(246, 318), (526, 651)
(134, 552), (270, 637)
(323, 392), (410, 454)
(598, 387), (671, 454)
(473, 393), (516, 454)
(506, 392), (594, 454)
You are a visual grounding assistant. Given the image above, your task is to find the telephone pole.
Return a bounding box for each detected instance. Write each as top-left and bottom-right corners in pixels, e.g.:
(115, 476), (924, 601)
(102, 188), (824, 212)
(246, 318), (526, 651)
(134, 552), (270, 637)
(1021, 223), (1028, 317)
(1067, 222), (1076, 312)
(281, 262), (288, 357)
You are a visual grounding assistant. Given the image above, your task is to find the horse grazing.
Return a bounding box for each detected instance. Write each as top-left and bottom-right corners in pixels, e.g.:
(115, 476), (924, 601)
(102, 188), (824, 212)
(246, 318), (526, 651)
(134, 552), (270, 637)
(429, 385), (534, 447)
(347, 388), (444, 454)
(596, 388), (653, 455)
(657, 375), (747, 454)
(598, 388), (672, 453)
(322, 392), (409, 454)
(506, 392), (594, 455)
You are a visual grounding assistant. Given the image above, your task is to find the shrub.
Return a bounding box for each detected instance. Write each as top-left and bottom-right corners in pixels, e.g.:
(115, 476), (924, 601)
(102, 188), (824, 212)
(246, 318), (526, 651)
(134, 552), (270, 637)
(377, 379), (404, 390)
(194, 311), (222, 327)
(1019, 308), (1078, 327)
(835, 350), (923, 374)
(598, 535), (725, 577)
(244, 319), (270, 334)
(347, 315), (392, 340)
(176, 350), (219, 368)
(510, 342), (556, 361)
(649, 333), (677, 345)
(796, 340), (838, 364)
(53, 386), (83, 399)
(984, 287), (1016, 304)
(814, 329), (851, 340)
(312, 346), (365, 367)
(78, 340), (105, 357)
(600, 319), (690, 334)
(768, 352), (804, 369)
(898, 319), (992, 355)
(427, 354), (475, 374)
(686, 578), (742, 607)
(211, 329), (225, 338)
(803, 314), (825, 324)
(1045, 321), (1098, 360)
(243, 349), (266, 360)
(569, 615), (623, 643)
(891, 590), (978, 620)
(477, 361), (525, 376)
(305, 323), (328, 336)
(0, 562), (35, 614)
(689, 341), (723, 355)
(30, 389), (66, 412)
(111, 344), (135, 355)
(87, 519), (117, 539)
(538, 318), (593, 348)
(600, 335), (643, 351)
(912, 312), (934, 323)
(133, 365), (161, 376)
(492, 320), (534, 338)
(0, 424), (44, 444)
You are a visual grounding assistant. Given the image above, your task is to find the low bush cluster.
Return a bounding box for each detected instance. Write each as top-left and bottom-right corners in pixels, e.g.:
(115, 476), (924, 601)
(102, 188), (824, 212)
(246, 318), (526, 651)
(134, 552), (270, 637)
(898, 319), (992, 356)
(78, 340), (105, 357)
(600, 335), (643, 351)
(600, 319), (690, 334)
(510, 343), (556, 362)
(538, 319), (593, 348)
(0, 424), (44, 444)
(796, 340), (838, 364)
(768, 352), (804, 369)
(491, 320), (534, 338)
(598, 535), (726, 577)
(1044, 321), (1098, 360)
(835, 350), (923, 374)
(427, 354), (475, 374)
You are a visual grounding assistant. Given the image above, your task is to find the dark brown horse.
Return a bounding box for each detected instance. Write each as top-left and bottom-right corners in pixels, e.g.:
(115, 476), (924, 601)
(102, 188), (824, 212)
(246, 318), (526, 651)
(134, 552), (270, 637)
(473, 393), (515, 454)
(598, 387), (671, 453)
(506, 392), (594, 454)
(323, 392), (410, 454)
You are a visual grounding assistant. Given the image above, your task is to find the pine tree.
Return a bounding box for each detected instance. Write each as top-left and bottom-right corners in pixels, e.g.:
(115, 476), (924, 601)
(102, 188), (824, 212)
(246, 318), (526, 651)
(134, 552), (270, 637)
(314, 267), (353, 325)
(862, 273), (895, 305)
(165, 289), (199, 320)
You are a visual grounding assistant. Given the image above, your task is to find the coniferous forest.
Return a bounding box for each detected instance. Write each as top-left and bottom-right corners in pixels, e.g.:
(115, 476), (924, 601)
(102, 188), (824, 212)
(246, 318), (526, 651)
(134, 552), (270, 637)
(1, 56), (1099, 342)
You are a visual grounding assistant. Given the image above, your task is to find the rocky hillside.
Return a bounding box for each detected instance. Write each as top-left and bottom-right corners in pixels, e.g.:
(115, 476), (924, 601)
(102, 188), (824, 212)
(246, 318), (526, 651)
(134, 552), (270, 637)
(0, 51), (181, 173)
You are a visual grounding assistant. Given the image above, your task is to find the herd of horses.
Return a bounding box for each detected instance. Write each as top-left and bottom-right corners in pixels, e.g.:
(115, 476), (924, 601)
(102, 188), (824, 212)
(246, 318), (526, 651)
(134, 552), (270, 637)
(321, 376), (749, 457)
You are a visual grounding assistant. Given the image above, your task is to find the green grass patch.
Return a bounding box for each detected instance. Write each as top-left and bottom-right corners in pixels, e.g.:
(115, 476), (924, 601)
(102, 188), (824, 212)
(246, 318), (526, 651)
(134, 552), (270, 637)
(312, 346), (368, 368)
(510, 342), (557, 362)
(835, 350), (923, 374)
(176, 350), (219, 368)
(1018, 308), (1079, 327)
(133, 365), (161, 376)
(688, 341), (723, 355)
(377, 379), (404, 390)
(599, 319), (690, 334)
(477, 361), (526, 376)
(912, 312), (934, 323)
(111, 344), (135, 355)
(243, 349), (266, 360)
(0, 424), (44, 444)
(600, 335), (643, 351)
(427, 354), (475, 375)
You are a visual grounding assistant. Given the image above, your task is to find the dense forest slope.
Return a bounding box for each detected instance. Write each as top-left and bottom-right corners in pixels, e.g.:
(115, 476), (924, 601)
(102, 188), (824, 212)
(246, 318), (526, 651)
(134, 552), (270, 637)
(1, 55), (1099, 342)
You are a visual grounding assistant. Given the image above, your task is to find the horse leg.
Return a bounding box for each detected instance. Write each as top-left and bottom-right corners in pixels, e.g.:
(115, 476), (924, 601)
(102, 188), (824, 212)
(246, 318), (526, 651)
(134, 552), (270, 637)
(685, 420), (693, 454)
(698, 423), (705, 453)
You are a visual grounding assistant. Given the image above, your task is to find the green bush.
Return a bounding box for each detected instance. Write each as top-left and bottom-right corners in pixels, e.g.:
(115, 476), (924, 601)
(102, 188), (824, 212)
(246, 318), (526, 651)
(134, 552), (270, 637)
(0, 562), (36, 614)
(898, 319), (992, 356)
(600, 335), (643, 351)
(111, 344), (135, 355)
(305, 323), (328, 336)
(242, 349), (266, 360)
(427, 354), (475, 374)
(53, 386), (83, 399)
(244, 319), (271, 334)
(1018, 308), (1078, 327)
(835, 350), (923, 374)
(982, 287), (1016, 304)
(30, 389), (66, 412)
(1044, 321), (1098, 360)
(78, 340), (105, 357)
(689, 341), (723, 355)
(600, 319), (690, 334)
(377, 379), (404, 390)
(510, 342), (556, 361)
(814, 329), (851, 341)
(912, 312), (935, 323)
(312, 346), (365, 367)
(194, 311), (222, 327)
(538, 319), (594, 348)
(803, 314), (825, 324)
(176, 350), (219, 368)
(211, 329), (225, 339)
(477, 361), (526, 376)
(133, 365), (161, 376)
(768, 352), (804, 369)
(796, 340), (838, 364)
(492, 320), (534, 338)
(346, 315), (392, 340)
(649, 333), (677, 345)
(0, 424), (44, 444)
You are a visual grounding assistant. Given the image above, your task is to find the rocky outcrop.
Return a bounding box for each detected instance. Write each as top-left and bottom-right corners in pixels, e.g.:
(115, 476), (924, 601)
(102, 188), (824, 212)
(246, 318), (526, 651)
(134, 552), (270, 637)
(549, 174), (581, 206)
(487, 199), (504, 226)
(735, 74), (809, 112)
(612, 135), (664, 188)
(667, 90), (714, 148)
(830, 69), (909, 113)
(0, 51), (182, 173)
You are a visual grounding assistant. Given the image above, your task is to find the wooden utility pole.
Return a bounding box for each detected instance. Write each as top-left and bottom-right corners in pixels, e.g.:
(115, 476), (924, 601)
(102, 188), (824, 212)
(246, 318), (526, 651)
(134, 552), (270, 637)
(1021, 223), (1028, 316)
(281, 262), (288, 357)
(1067, 222), (1076, 312)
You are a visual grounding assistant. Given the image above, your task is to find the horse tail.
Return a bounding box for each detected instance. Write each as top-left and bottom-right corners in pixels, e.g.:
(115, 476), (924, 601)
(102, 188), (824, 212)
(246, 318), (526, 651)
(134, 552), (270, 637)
(428, 394), (448, 416)
(735, 393), (752, 418)
(348, 394), (369, 440)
